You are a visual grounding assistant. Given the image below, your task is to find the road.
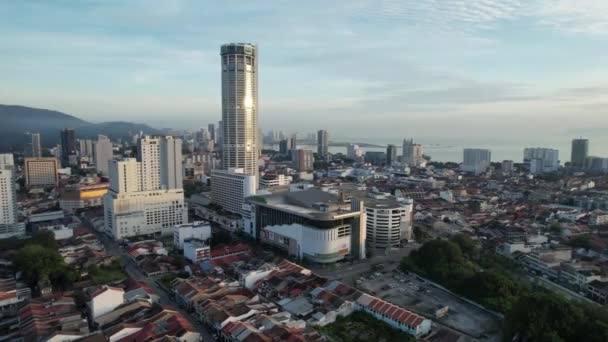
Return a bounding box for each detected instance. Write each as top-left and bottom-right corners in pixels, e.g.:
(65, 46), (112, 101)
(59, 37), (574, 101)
(95, 231), (217, 342)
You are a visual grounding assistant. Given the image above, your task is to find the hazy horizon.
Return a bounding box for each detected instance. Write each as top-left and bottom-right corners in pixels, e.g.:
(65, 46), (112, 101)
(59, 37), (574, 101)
(1, 1), (607, 152)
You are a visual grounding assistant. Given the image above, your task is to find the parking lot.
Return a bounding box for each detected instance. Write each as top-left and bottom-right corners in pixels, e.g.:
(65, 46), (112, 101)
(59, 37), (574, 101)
(357, 269), (502, 341)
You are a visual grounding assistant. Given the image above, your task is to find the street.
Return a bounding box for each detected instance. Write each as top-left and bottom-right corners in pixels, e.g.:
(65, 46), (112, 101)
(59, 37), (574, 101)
(95, 231), (217, 342)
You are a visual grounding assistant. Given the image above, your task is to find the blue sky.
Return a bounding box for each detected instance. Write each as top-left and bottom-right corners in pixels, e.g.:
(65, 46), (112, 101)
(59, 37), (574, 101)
(1, 0), (607, 145)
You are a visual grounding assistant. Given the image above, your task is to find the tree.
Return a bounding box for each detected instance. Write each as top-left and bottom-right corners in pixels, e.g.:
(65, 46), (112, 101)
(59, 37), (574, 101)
(14, 244), (65, 287)
(568, 235), (592, 250)
(29, 230), (57, 250)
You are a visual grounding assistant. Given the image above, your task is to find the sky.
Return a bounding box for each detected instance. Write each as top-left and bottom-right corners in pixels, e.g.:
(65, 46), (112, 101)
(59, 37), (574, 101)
(1, 0), (607, 151)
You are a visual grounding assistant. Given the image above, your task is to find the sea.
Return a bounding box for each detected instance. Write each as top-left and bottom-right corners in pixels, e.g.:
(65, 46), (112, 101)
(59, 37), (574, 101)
(264, 135), (608, 163)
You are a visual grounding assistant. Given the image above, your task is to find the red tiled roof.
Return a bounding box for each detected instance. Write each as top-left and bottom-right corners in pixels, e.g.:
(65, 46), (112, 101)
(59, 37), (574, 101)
(210, 243), (251, 258)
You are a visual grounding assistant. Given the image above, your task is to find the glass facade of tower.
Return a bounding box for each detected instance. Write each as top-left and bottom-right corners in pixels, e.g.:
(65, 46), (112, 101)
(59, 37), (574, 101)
(220, 43), (258, 176)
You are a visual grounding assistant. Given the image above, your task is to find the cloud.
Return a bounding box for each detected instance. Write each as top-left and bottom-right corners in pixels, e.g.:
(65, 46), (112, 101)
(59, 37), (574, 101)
(539, 0), (608, 35)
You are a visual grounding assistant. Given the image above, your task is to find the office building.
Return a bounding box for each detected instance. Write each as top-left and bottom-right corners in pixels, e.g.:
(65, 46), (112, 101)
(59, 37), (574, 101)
(462, 149), (491, 175)
(183, 240), (211, 263)
(220, 43), (259, 177)
(31, 133), (42, 158)
(365, 151), (386, 166)
(585, 157), (608, 173)
(293, 149), (314, 172)
(571, 139), (589, 169)
(523, 148), (559, 174)
(402, 138), (424, 167)
(24, 157), (59, 188)
(210, 168), (256, 216)
(208, 123), (215, 142)
(364, 194), (413, 249)
(103, 136), (187, 240)
(279, 139), (290, 155)
(260, 173), (292, 188)
(0, 154), (22, 237)
(317, 130), (328, 159)
(94, 135), (113, 176)
(246, 188), (367, 263)
(173, 221), (212, 249)
(386, 144), (398, 166)
(60, 128), (77, 167)
(289, 134), (297, 152)
(79, 139), (94, 158)
(347, 144), (363, 159)
(502, 160), (514, 174)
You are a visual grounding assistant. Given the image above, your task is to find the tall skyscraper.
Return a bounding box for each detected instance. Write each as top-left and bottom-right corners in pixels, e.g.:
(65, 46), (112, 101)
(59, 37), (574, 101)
(60, 128), (77, 167)
(571, 138), (589, 169)
(208, 123), (215, 142)
(94, 135), (113, 176)
(462, 149), (492, 175)
(31, 133), (42, 157)
(289, 134), (297, 152)
(220, 43), (259, 176)
(104, 135), (187, 240)
(386, 144), (398, 166)
(0, 154), (22, 238)
(317, 130), (328, 159)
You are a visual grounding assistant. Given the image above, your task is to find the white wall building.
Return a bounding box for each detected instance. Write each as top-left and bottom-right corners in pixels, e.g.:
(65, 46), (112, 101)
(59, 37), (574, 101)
(590, 211), (608, 226)
(364, 194), (414, 249)
(402, 139), (425, 167)
(523, 148), (559, 174)
(0, 155), (23, 238)
(183, 240), (211, 263)
(94, 135), (113, 176)
(261, 223), (352, 264)
(88, 286), (125, 319)
(104, 136), (187, 240)
(462, 149), (491, 175)
(210, 168), (256, 216)
(173, 221), (212, 249)
(347, 144), (363, 159)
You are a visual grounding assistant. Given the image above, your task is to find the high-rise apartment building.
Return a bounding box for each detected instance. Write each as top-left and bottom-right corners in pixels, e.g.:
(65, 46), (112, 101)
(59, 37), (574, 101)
(79, 139), (94, 159)
(60, 128), (77, 167)
(94, 135), (113, 176)
(523, 148), (559, 174)
(293, 149), (314, 172)
(208, 123), (215, 143)
(220, 43), (259, 177)
(210, 168), (256, 217)
(31, 133), (42, 158)
(571, 139), (589, 169)
(0, 153), (23, 238)
(347, 144), (363, 159)
(462, 149), (492, 175)
(402, 138), (424, 167)
(104, 136), (187, 240)
(386, 144), (398, 166)
(317, 130), (328, 159)
(24, 157), (59, 188)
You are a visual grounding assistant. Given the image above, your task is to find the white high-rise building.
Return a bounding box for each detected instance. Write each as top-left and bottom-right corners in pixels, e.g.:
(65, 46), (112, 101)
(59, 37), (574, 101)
(402, 138), (424, 167)
(462, 149), (492, 175)
(347, 144), (363, 159)
(523, 148), (560, 174)
(210, 168), (256, 217)
(0, 154), (23, 238)
(220, 43), (259, 178)
(94, 135), (113, 176)
(365, 195), (413, 249)
(31, 133), (42, 158)
(104, 136), (187, 240)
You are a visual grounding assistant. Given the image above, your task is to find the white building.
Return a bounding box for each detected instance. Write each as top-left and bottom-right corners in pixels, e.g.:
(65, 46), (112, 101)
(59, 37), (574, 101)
(590, 211), (608, 226)
(259, 173), (292, 188)
(104, 136), (187, 240)
(87, 286), (125, 319)
(210, 168), (256, 216)
(364, 194), (414, 249)
(173, 221), (212, 249)
(523, 148), (559, 174)
(183, 240), (211, 263)
(261, 223), (352, 264)
(461, 148), (491, 175)
(347, 144), (363, 159)
(402, 139), (425, 167)
(0, 155), (23, 238)
(94, 135), (113, 176)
